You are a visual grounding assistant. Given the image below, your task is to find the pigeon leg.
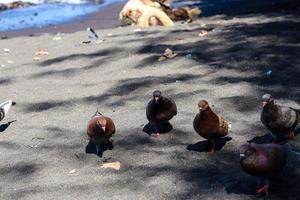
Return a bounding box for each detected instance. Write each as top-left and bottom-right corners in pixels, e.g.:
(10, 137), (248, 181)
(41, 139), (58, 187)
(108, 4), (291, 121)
(95, 144), (103, 157)
(151, 124), (160, 138)
(256, 185), (269, 196)
(208, 140), (216, 155)
(288, 131), (296, 140)
(256, 179), (270, 196)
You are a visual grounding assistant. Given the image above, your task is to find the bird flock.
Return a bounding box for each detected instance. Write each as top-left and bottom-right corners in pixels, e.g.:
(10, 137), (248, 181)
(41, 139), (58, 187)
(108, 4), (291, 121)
(1, 91), (299, 197)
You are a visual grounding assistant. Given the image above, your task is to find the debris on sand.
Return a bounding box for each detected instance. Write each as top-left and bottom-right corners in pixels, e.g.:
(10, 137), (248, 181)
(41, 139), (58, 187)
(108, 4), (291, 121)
(198, 30), (208, 37)
(134, 28), (142, 32)
(100, 161), (121, 170)
(52, 36), (62, 41)
(34, 49), (49, 61)
(35, 49), (49, 56)
(158, 48), (177, 61)
(69, 169), (76, 174)
(3, 48), (10, 54)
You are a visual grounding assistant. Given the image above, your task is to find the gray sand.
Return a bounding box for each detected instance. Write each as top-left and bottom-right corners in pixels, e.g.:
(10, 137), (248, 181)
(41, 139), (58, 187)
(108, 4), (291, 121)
(0, 10), (300, 200)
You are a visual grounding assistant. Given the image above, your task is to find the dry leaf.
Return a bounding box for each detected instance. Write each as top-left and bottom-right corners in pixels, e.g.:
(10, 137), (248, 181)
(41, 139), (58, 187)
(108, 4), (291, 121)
(35, 49), (49, 56)
(158, 48), (177, 61)
(7, 60), (13, 64)
(52, 36), (62, 41)
(69, 169), (76, 174)
(107, 33), (113, 36)
(163, 48), (177, 58)
(100, 161), (121, 170)
(198, 30), (208, 37)
(1, 64), (5, 67)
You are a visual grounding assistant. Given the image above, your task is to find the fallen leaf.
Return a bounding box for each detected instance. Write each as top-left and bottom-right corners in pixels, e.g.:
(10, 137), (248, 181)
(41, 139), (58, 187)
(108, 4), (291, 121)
(164, 48), (177, 58)
(198, 30), (208, 37)
(158, 48), (177, 61)
(107, 33), (113, 36)
(69, 169), (76, 174)
(7, 60), (13, 64)
(35, 49), (49, 56)
(100, 161), (121, 170)
(1, 64), (5, 67)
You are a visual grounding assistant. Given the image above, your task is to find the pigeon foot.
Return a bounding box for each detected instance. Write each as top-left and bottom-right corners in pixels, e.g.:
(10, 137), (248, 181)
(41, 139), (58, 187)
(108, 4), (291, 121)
(256, 185), (269, 196)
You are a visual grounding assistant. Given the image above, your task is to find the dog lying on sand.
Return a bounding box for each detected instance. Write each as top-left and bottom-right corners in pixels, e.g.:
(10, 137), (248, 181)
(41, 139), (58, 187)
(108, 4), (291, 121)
(119, 0), (201, 28)
(119, 0), (174, 28)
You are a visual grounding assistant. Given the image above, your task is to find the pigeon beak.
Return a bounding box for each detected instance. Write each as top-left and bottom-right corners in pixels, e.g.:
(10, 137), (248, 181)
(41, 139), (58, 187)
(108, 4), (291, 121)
(102, 126), (106, 132)
(262, 101), (267, 107)
(155, 97), (159, 102)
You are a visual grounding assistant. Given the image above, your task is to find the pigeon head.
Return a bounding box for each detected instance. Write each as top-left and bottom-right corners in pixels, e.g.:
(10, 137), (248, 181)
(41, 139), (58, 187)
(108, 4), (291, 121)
(239, 143), (256, 160)
(198, 100), (209, 112)
(153, 90), (162, 103)
(262, 94), (273, 107)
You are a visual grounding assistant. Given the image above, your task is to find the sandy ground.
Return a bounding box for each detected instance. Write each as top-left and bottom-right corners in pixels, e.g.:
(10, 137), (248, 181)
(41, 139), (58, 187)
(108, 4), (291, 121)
(0, 8), (300, 200)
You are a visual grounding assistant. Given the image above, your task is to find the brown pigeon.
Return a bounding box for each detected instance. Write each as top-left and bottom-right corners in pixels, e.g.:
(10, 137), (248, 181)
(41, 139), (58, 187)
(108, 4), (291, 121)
(86, 110), (115, 157)
(240, 143), (288, 196)
(261, 94), (300, 143)
(193, 100), (229, 154)
(146, 90), (177, 137)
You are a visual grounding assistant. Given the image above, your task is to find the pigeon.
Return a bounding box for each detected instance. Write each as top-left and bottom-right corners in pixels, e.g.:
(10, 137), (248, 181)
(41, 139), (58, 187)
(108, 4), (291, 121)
(0, 100), (15, 122)
(146, 90), (177, 137)
(193, 100), (230, 154)
(240, 143), (288, 196)
(260, 94), (300, 143)
(86, 110), (115, 157)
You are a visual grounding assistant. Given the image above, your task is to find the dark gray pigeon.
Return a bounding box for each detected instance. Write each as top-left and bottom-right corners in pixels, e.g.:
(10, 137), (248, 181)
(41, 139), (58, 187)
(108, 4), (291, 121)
(240, 143), (288, 196)
(260, 94), (300, 143)
(146, 90), (177, 138)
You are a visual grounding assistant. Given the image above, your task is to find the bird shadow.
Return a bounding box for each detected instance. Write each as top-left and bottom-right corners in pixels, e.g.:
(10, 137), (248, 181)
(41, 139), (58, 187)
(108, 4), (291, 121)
(0, 120), (17, 132)
(85, 140), (113, 158)
(247, 133), (274, 144)
(186, 137), (232, 152)
(142, 122), (173, 136)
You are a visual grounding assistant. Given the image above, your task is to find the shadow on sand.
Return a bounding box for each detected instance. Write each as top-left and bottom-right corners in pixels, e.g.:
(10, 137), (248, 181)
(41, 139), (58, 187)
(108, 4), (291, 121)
(186, 137), (232, 153)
